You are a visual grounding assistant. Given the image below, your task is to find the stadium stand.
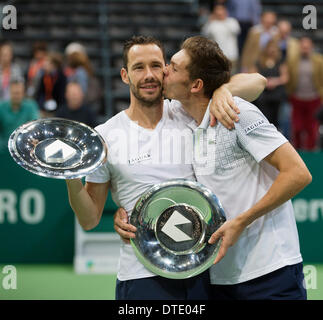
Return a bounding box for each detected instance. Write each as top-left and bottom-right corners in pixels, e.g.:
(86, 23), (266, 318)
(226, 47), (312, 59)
(1, 0), (200, 120)
(2, 0), (322, 119)
(261, 0), (323, 53)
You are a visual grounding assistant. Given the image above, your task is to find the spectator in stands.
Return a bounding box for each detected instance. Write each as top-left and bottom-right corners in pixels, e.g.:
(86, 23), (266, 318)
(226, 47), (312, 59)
(275, 20), (299, 140)
(65, 42), (87, 57)
(26, 41), (48, 98)
(199, 0), (228, 11)
(226, 0), (262, 55)
(0, 77), (39, 152)
(276, 20), (299, 63)
(65, 51), (93, 95)
(202, 4), (240, 74)
(198, 1), (229, 28)
(287, 37), (323, 151)
(56, 82), (98, 128)
(35, 52), (67, 117)
(251, 39), (289, 129)
(0, 42), (23, 101)
(65, 46), (102, 114)
(241, 11), (278, 72)
(64, 42), (86, 79)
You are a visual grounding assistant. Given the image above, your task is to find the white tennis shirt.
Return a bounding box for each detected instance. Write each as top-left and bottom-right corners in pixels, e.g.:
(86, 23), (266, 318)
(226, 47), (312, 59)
(188, 97), (302, 285)
(85, 99), (195, 281)
(86, 96), (302, 284)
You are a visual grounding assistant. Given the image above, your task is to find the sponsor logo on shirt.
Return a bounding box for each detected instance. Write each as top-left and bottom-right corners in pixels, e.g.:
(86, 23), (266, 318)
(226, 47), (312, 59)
(128, 153), (151, 165)
(244, 119), (265, 135)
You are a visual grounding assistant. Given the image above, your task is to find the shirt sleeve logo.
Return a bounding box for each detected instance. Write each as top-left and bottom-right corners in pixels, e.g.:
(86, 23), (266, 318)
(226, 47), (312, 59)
(244, 119), (266, 135)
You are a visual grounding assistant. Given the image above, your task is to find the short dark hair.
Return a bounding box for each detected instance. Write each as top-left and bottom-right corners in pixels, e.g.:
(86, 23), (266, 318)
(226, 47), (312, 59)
(48, 52), (64, 70)
(0, 41), (13, 49)
(181, 36), (231, 98)
(123, 35), (166, 70)
(261, 10), (277, 18)
(32, 41), (47, 54)
(299, 35), (313, 42)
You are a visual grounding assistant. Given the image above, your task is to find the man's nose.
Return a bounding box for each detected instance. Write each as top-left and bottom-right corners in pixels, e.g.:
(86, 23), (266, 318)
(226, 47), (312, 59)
(144, 66), (155, 79)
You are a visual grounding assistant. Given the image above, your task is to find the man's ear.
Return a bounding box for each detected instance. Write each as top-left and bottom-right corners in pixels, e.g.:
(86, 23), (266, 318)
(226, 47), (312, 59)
(120, 68), (129, 84)
(190, 79), (204, 94)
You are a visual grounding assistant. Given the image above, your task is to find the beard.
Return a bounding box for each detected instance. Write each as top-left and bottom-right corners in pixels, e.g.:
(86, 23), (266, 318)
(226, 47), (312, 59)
(129, 78), (163, 107)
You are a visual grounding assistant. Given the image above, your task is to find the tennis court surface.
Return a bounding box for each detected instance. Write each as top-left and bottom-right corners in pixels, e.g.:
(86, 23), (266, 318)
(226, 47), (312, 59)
(1, 264), (322, 300)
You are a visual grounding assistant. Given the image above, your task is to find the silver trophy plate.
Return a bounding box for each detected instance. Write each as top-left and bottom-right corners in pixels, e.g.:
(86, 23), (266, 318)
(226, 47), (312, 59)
(130, 180), (226, 279)
(8, 118), (107, 179)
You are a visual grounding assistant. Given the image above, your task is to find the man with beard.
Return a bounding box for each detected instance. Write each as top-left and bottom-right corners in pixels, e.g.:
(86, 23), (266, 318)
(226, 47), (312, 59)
(65, 36), (266, 300)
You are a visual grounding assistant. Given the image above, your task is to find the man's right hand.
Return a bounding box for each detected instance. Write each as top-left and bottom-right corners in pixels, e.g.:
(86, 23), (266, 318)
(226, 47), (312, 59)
(113, 207), (137, 244)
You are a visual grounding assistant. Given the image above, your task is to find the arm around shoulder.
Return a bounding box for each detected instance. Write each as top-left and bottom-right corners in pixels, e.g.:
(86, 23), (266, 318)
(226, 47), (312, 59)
(209, 73), (266, 128)
(225, 72), (267, 102)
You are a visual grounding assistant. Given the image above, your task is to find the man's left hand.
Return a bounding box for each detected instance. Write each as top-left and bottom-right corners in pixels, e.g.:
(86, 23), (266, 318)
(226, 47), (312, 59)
(208, 218), (245, 265)
(210, 85), (240, 129)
